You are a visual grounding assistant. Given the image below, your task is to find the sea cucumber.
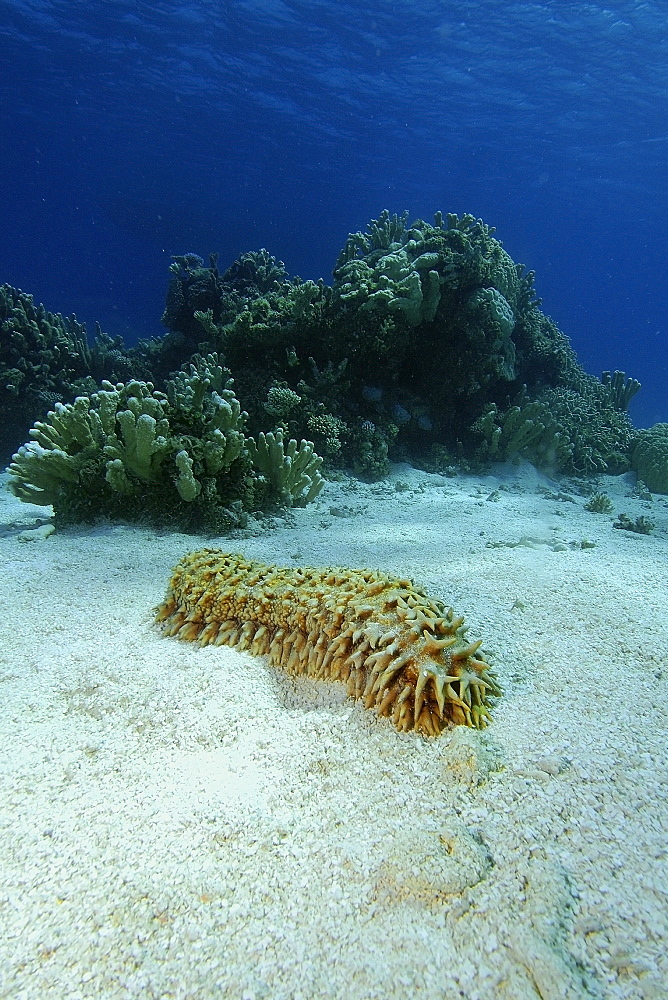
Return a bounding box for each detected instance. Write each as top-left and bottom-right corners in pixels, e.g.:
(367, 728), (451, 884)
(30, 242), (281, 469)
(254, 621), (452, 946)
(155, 549), (501, 735)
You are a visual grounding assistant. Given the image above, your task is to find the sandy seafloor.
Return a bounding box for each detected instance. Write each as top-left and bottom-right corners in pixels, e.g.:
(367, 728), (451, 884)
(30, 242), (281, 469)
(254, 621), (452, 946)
(0, 462), (666, 1000)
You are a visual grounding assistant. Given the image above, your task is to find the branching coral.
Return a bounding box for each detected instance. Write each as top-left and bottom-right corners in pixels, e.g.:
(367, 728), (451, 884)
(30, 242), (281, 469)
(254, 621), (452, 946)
(471, 399), (573, 471)
(8, 354), (324, 530)
(263, 384), (302, 419)
(245, 430), (324, 506)
(600, 370), (641, 412)
(613, 513), (655, 534)
(0, 283), (148, 460)
(631, 423), (668, 494)
(584, 492), (613, 514)
(472, 373), (637, 476)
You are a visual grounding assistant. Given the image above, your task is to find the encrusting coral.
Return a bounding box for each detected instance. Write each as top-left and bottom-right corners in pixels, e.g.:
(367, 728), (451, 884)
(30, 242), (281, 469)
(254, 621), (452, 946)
(155, 550), (501, 735)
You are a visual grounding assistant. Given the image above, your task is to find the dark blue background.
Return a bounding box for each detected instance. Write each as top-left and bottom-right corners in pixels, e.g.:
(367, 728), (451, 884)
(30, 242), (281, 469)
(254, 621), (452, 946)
(1, 0), (666, 427)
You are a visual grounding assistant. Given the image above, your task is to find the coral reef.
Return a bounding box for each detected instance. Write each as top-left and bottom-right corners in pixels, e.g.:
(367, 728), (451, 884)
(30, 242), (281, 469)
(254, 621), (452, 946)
(155, 549), (501, 734)
(631, 423), (668, 494)
(0, 283), (150, 461)
(6, 207), (644, 503)
(8, 355), (323, 530)
(155, 210), (637, 480)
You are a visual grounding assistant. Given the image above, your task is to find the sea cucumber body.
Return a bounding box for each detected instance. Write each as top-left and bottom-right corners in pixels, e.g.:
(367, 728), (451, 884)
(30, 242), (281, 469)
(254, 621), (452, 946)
(155, 549), (500, 735)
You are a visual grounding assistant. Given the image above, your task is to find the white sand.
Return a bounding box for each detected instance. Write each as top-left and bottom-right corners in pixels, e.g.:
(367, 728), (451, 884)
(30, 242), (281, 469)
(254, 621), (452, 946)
(0, 465), (666, 1000)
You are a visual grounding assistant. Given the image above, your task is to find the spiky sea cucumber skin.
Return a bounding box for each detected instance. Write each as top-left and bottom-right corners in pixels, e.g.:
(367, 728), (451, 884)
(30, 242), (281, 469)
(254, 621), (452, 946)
(155, 550), (500, 735)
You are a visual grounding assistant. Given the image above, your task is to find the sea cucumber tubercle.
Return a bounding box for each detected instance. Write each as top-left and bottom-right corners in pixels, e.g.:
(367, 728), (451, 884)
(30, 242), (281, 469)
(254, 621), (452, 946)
(155, 549), (501, 735)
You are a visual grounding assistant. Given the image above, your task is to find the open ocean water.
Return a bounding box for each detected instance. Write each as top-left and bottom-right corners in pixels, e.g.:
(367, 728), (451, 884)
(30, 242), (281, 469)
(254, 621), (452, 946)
(1, 1), (667, 428)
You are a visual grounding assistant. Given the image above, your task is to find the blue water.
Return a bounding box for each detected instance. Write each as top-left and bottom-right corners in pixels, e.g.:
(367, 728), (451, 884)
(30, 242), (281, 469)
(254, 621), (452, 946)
(1, 0), (667, 428)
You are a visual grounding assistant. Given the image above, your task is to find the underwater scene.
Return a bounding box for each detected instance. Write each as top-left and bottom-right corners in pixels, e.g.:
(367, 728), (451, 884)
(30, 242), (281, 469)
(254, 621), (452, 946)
(0, 3), (666, 999)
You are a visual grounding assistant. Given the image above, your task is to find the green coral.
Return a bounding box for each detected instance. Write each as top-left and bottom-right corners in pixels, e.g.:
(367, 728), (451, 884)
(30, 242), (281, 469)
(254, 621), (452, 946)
(9, 380), (168, 508)
(464, 287), (516, 381)
(472, 372), (636, 476)
(631, 423), (668, 494)
(332, 210), (525, 339)
(0, 283), (149, 460)
(471, 399), (572, 471)
(333, 243), (440, 327)
(348, 420), (394, 480)
(535, 381), (635, 474)
(215, 279), (330, 365)
(221, 249), (288, 294)
(584, 492), (614, 514)
(600, 370), (641, 411)
(306, 412), (346, 455)
(331, 211), (539, 424)
(166, 354), (247, 475)
(264, 384), (302, 419)
(8, 354), (325, 531)
(245, 430), (324, 507)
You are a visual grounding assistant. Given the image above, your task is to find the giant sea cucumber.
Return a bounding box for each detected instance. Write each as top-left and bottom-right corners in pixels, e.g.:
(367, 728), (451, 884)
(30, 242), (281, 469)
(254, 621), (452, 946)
(155, 549), (501, 735)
